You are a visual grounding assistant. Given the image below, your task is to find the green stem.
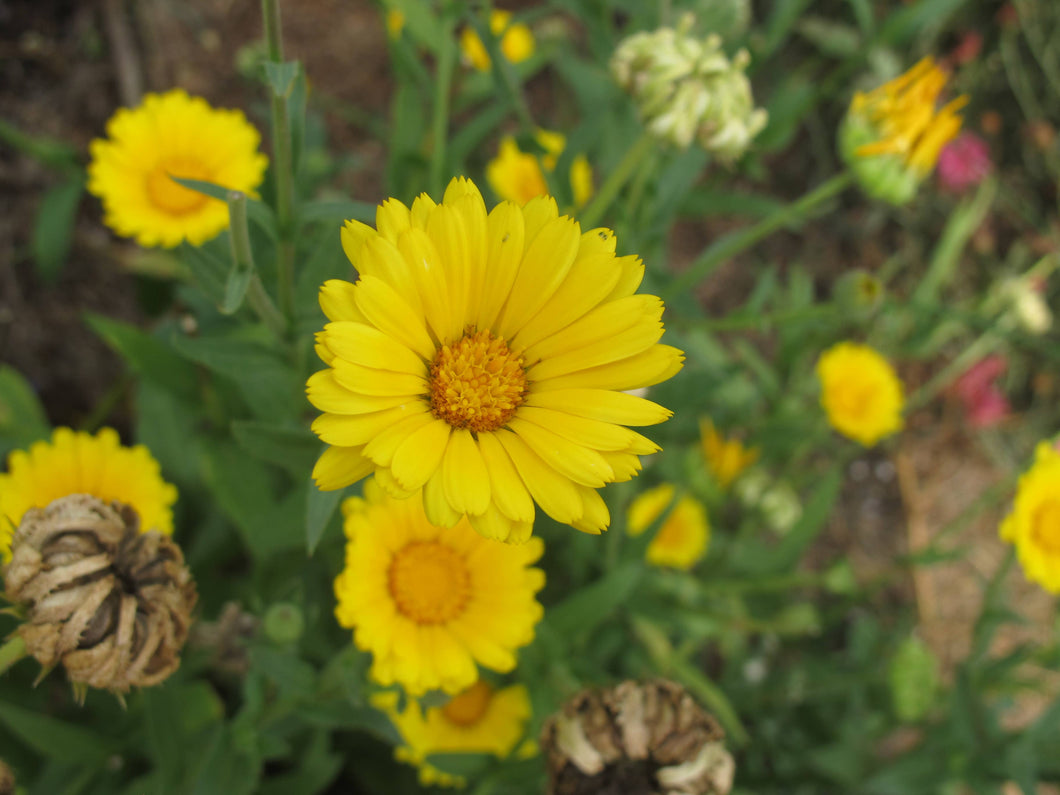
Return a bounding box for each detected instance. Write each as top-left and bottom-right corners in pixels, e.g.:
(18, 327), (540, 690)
(229, 192), (288, 337)
(79, 372), (134, 433)
(0, 636), (27, 676)
(429, 17), (458, 197)
(262, 0), (295, 319)
(663, 171), (854, 301)
(685, 303), (837, 332)
(578, 131), (656, 230)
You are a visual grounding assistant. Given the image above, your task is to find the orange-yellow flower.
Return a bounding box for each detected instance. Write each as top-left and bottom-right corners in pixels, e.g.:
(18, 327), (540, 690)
(460, 10), (534, 72)
(627, 483), (709, 570)
(1000, 441), (1060, 593)
(699, 419), (758, 489)
(817, 342), (904, 447)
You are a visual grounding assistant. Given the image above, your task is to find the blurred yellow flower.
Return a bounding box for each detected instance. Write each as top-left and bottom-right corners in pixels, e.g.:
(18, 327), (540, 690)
(87, 89), (267, 247)
(699, 419), (758, 489)
(486, 129), (594, 207)
(333, 478), (544, 696)
(374, 681), (532, 788)
(460, 10), (534, 72)
(0, 428), (177, 561)
(1000, 441), (1060, 593)
(816, 342), (905, 447)
(627, 483), (709, 570)
(386, 9), (405, 38)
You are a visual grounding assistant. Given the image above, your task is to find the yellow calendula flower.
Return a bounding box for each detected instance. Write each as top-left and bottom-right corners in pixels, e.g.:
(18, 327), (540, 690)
(627, 483), (709, 570)
(817, 342), (905, 447)
(334, 479), (544, 696)
(699, 419), (758, 489)
(460, 10), (535, 72)
(841, 58), (967, 205)
(487, 130), (594, 208)
(87, 89), (268, 248)
(386, 9), (405, 39)
(309, 177), (681, 542)
(0, 428), (177, 561)
(1000, 441), (1060, 593)
(374, 681), (532, 788)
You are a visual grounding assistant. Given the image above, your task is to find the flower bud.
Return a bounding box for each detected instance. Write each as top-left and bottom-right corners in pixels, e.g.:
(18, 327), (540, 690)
(611, 15), (766, 160)
(834, 269), (885, 317)
(3, 494), (197, 696)
(541, 679), (735, 794)
(263, 602), (304, 645)
(1001, 276), (1053, 335)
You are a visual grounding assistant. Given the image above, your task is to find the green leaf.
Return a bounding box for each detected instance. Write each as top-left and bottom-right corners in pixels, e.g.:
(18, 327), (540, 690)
(546, 560), (644, 640)
(759, 0), (815, 58)
(888, 635), (939, 722)
(32, 177), (83, 283)
(297, 199), (377, 227)
(85, 314), (199, 402)
(306, 479), (347, 555)
(171, 177), (277, 240)
(143, 686), (185, 791)
(262, 60), (299, 98)
(0, 701), (114, 763)
(425, 752), (493, 780)
(797, 17), (863, 57)
(0, 365), (50, 458)
(180, 241), (229, 306)
(756, 74), (816, 152)
(878, 0), (970, 46)
(385, 0), (442, 53)
(232, 420), (319, 475)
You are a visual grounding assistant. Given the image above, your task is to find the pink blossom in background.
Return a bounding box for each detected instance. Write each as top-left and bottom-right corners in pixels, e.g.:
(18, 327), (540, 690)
(950, 31), (983, 66)
(937, 132), (992, 193)
(953, 355), (1010, 428)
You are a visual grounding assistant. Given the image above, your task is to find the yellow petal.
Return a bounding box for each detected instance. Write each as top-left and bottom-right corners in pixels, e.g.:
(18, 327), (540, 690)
(525, 388), (672, 426)
(495, 429), (583, 524)
(475, 432), (535, 524)
(397, 227), (460, 344)
(323, 321), (427, 376)
(312, 404), (425, 447)
(354, 274), (436, 361)
(507, 417), (614, 487)
(376, 197), (411, 243)
(571, 484), (609, 534)
(474, 200), (525, 330)
(600, 451), (642, 482)
(341, 219), (375, 268)
(422, 468), (462, 527)
(362, 410), (436, 466)
(319, 279), (365, 323)
(312, 445), (373, 490)
(515, 406), (635, 451)
(306, 370), (416, 415)
(442, 429), (491, 516)
(535, 344), (684, 392)
(390, 419), (451, 491)
(604, 254), (644, 301)
(331, 359), (428, 398)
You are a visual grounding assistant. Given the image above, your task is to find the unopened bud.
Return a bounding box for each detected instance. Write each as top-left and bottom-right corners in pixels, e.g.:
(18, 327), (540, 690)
(834, 269), (885, 316)
(263, 602), (304, 645)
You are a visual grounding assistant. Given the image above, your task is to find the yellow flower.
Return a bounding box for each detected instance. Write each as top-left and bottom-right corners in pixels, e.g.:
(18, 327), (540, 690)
(309, 177), (681, 542)
(87, 89), (268, 248)
(0, 428), (177, 562)
(487, 130), (594, 208)
(841, 58), (967, 204)
(460, 10), (535, 72)
(386, 9), (405, 38)
(816, 342), (904, 447)
(373, 680), (532, 788)
(627, 483), (709, 570)
(699, 419), (758, 489)
(1000, 442), (1060, 593)
(334, 478), (545, 695)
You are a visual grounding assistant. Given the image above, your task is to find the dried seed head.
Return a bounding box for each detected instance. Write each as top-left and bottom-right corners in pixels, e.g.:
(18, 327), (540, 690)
(541, 679), (735, 795)
(2, 494), (197, 696)
(0, 758), (14, 795)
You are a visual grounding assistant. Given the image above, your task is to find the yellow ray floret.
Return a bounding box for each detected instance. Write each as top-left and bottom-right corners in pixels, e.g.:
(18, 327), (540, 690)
(1000, 441), (1060, 593)
(87, 89), (268, 248)
(816, 342), (905, 447)
(0, 427), (177, 561)
(460, 10), (535, 72)
(308, 176), (682, 542)
(627, 483), (710, 570)
(699, 419), (758, 489)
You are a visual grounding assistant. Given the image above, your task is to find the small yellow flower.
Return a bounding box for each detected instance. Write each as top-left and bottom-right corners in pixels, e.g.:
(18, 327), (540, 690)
(87, 89), (268, 247)
(334, 478), (545, 696)
(816, 342), (905, 447)
(373, 680), (532, 788)
(486, 129), (594, 207)
(627, 483), (709, 570)
(386, 9), (405, 39)
(699, 419), (758, 489)
(460, 10), (535, 72)
(0, 428), (177, 561)
(841, 58), (967, 204)
(1001, 442), (1060, 593)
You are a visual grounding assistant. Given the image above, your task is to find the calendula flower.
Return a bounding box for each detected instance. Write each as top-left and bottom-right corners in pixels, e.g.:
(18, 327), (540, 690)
(334, 479), (545, 696)
(840, 58), (967, 205)
(0, 427), (177, 562)
(1000, 442), (1060, 593)
(487, 129), (594, 208)
(87, 89), (268, 247)
(627, 483), (709, 570)
(386, 9), (405, 38)
(460, 10), (534, 72)
(699, 419), (758, 489)
(816, 342), (905, 447)
(309, 177), (681, 542)
(374, 681), (532, 788)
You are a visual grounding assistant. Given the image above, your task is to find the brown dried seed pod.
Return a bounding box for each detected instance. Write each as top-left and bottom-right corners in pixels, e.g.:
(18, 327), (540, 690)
(2, 494), (197, 695)
(541, 679), (735, 795)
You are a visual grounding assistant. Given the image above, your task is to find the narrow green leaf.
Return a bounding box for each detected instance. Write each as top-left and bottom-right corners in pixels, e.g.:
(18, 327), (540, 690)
(143, 686), (185, 791)
(171, 177), (277, 240)
(797, 17), (863, 57)
(750, 467), (843, 574)
(0, 701), (113, 763)
(85, 314), (199, 402)
(32, 178), (83, 283)
(306, 478), (347, 555)
(0, 365), (50, 458)
(546, 561), (643, 639)
(232, 420), (319, 475)
(262, 60), (299, 98)
(180, 241), (229, 305)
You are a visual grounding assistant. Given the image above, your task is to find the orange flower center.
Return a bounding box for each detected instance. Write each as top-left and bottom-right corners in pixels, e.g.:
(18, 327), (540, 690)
(1031, 499), (1060, 556)
(441, 680), (493, 727)
(145, 157), (212, 216)
(429, 329), (528, 432)
(388, 541), (471, 625)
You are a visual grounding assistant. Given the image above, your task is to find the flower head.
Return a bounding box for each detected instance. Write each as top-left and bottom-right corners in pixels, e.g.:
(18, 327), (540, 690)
(610, 15), (767, 158)
(841, 58), (967, 205)
(487, 130), (594, 208)
(374, 681), (532, 788)
(460, 10), (534, 72)
(952, 355), (1009, 428)
(0, 427), (177, 562)
(699, 419), (758, 489)
(627, 484), (709, 570)
(87, 89), (268, 247)
(1001, 442), (1060, 592)
(309, 177), (681, 542)
(386, 9), (405, 38)
(334, 478), (544, 696)
(937, 132), (992, 193)
(816, 342), (904, 447)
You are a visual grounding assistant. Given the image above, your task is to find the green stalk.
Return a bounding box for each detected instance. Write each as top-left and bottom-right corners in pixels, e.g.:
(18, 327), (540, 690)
(262, 0), (295, 319)
(0, 636), (27, 676)
(663, 171), (854, 301)
(430, 17), (458, 197)
(229, 191), (288, 337)
(578, 131), (656, 230)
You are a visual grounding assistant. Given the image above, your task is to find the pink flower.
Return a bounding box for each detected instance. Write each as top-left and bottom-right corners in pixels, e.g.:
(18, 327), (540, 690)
(953, 355), (1010, 428)
(937, 132), (992, 193)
